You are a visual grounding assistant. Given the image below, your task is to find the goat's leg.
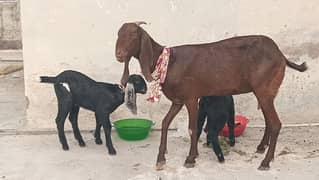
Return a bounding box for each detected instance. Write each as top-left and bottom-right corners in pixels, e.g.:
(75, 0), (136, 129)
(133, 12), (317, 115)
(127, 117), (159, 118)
(227, 105), (235, 147)
(196, 103), (207, 142)
(210, 132), (225, 163)
(94, 120), (103, 145)
(257, 96), (281, 170)
(54, 84), (72, 150)
(95, 112), (116, 155)
(255, 93), (271, 153)
(256, 120), (271, 153)
(184, 99), (199, 168)
(56, 108), (69, 150)
(156, 103), (183, 170)
(69, 105), (85, 147)
(205, 128), (211, 146)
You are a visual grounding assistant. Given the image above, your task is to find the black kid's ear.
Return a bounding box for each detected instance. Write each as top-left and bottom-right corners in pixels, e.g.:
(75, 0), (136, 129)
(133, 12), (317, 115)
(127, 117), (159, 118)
(125, 82), (137, 114)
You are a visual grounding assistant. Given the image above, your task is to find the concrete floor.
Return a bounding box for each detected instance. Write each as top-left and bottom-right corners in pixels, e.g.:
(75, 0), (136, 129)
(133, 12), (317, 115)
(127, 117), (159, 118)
(0, 127), (319, 180)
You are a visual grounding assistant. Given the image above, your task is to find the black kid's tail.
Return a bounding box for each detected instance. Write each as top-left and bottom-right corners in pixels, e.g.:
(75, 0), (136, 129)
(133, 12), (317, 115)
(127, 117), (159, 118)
(40, 76), (56, 84)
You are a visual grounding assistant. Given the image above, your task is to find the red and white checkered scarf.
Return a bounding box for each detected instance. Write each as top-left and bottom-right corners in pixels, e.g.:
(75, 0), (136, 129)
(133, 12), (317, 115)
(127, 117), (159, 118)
(147, 47), (171, 102)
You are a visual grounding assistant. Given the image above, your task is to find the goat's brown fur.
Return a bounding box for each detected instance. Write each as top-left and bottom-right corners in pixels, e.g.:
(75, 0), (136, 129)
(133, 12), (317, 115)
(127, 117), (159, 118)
(115, 22), (307, 170)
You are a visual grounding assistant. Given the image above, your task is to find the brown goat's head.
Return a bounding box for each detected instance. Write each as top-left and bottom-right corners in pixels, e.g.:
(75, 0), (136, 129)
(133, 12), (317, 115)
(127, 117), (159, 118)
(116, 21), (154, 86)
(115, 22), (145, 62)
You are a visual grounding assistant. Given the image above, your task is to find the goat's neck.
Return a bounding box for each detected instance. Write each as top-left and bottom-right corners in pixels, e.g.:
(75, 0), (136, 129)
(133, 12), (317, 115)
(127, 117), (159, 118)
(149, 39), (164, 73)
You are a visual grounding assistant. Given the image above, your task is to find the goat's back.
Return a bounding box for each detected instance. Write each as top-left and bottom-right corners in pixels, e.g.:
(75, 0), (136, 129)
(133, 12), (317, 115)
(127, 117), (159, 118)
(164, 35), (286, 97)
(54, 70), (124, 111)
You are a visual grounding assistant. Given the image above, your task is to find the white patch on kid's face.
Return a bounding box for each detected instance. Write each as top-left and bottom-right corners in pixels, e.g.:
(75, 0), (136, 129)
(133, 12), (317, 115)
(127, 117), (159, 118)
(125, 82), (137, 114)
(61, 82), (70, 92)
(188, 129), (192, 136)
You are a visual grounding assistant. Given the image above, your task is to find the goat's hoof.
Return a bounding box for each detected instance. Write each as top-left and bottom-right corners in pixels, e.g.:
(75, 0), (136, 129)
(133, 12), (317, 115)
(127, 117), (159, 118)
(184, 158), (196, 168)
(108, 149), (117, 155)
(258, 164), (270, 171)
(62, 144), (69, 151)
(155, 161), (166, 171)
(218, 157), (225, 163)
(258, 160), (270, 171)
(79, 141), (86, 147)
(229, 140), (235, 147)
(95, 139), (103, 145)
(184, 162), (196, 168)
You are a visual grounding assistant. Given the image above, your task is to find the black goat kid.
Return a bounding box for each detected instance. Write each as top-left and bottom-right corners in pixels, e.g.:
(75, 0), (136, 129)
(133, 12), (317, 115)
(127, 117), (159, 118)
(197, 96), (235, 162)
(40, 70), (147, 155)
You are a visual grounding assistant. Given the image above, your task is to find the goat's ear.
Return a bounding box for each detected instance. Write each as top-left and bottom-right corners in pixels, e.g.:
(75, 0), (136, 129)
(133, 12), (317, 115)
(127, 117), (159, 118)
(120, 61), (130, 86)
(125, 82), (137, 114)
(139, 32), (154, 82)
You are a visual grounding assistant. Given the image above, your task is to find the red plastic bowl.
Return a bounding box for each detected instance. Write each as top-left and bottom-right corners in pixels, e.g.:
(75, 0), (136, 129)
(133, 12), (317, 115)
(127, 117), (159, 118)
(219, 115), (249, 137)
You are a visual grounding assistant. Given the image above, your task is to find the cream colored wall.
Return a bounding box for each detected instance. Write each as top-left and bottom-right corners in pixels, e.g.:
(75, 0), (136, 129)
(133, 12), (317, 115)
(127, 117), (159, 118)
(21, 0), (319, 130)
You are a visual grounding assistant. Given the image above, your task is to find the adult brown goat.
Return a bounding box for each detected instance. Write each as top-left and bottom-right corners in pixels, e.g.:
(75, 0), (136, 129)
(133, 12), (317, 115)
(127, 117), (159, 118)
(115, 21), (307, 170)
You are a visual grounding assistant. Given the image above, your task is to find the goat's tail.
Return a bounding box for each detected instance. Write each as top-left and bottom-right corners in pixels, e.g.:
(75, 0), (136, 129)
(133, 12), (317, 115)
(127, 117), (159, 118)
(286, 59), (308, 72)
(40, 76), (56, 84)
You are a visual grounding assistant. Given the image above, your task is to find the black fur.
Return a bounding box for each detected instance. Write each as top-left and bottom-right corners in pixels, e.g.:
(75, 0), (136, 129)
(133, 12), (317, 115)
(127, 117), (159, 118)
(197, 96), (235, 162)
(40, 70), (147, 155)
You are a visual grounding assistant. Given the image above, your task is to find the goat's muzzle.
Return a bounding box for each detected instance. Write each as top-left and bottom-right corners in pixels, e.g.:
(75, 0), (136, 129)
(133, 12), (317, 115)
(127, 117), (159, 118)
(115, 55), (128, 63)
(115, 50), (129, 62)
(116, 57), (126, 62)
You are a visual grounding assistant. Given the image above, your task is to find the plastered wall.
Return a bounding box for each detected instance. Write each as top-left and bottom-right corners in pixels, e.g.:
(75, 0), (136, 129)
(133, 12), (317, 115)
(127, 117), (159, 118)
(21, 0), (319, 130)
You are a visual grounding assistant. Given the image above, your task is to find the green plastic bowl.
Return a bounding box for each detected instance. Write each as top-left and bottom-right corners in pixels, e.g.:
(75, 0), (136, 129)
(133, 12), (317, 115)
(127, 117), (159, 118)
(113, 118), (153, 141)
